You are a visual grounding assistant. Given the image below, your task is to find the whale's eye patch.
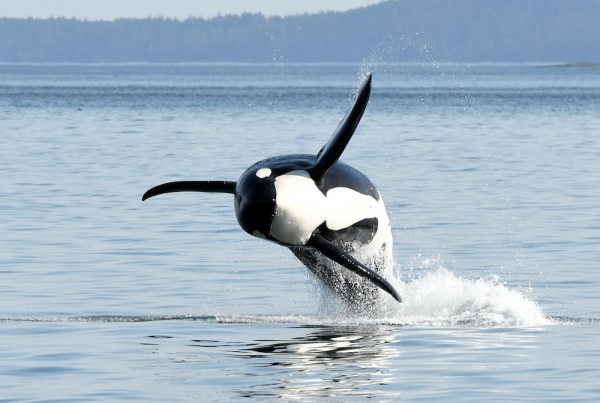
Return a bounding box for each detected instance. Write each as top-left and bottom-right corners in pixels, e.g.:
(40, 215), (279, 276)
(255, 168), (272, 178)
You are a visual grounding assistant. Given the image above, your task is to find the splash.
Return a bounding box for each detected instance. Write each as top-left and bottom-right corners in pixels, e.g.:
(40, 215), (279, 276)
(310, 248), (552, 327)
(384, 266), (553, 327)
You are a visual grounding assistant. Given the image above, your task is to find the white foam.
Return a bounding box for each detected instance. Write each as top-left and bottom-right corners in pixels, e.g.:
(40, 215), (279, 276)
(383, 266), (552, 326)
(306, 251), (553, 327)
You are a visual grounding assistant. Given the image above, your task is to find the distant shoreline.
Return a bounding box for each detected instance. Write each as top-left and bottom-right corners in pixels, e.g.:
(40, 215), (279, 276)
(554, 62), (600, 68)
(1, 2), (599, 64)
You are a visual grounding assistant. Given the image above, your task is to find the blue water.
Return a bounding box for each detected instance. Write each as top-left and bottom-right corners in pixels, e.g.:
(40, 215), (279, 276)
(1, 63), (599, 401)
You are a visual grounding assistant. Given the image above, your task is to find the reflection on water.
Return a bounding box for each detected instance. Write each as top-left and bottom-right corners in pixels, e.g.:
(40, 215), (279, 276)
(137, 321), (571, 401)
(233, 326), (399, 400)
(139, 323), (400, 400)
(4, 317), (596, 402)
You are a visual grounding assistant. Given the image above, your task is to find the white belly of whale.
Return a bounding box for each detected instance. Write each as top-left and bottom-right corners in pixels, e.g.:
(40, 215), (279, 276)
(270, 170), (389, 247)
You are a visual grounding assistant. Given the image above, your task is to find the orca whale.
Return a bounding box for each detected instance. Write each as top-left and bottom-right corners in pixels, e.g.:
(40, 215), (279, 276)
(143, 74), (402, 304)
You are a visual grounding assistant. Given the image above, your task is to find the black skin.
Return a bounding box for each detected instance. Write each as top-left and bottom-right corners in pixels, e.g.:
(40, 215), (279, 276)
(142, 74), (402, 303)
(233, 155), (378, 243)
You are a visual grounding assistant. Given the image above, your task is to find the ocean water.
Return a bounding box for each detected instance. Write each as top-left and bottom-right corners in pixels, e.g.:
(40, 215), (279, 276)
(1, 63), (599, 401)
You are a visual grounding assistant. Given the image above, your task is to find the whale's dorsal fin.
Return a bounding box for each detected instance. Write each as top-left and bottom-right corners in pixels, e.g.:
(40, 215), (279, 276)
(308, 73), (372, 181)
(142, 180), (236, 201)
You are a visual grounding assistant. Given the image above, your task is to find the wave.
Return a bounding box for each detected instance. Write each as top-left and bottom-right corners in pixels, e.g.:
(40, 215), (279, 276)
(2, 312), (598, 327)
(1, 313), (598, 326)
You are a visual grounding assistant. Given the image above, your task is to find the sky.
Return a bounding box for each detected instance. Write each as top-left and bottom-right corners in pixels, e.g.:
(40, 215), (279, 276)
(1, 0), (384, 20)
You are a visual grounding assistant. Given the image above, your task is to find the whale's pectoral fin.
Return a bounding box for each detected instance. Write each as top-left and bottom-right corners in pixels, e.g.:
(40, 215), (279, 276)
(306, 233), (402, 302)
(142, 180), (236, 201)
(308, 73), (372, 181)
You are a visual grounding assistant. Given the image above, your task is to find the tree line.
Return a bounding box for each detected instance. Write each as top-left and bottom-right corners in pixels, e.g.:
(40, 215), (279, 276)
(1, 0), (599, 63)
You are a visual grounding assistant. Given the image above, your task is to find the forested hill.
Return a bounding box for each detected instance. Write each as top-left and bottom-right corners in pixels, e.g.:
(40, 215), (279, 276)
(1, 0), (599, 63)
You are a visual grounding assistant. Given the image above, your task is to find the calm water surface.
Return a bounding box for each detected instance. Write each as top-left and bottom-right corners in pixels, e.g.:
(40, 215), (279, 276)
(1, 63), (599, 401)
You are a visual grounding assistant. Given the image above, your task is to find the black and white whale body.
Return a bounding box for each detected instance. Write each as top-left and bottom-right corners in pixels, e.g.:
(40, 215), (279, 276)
(143, 74), (402, 304)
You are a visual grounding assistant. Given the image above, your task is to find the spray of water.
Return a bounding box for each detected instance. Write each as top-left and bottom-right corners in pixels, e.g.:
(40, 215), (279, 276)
(307, 209), (551, 327)
(389, 263), (551, 326)
(310, 256), (551, 327)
